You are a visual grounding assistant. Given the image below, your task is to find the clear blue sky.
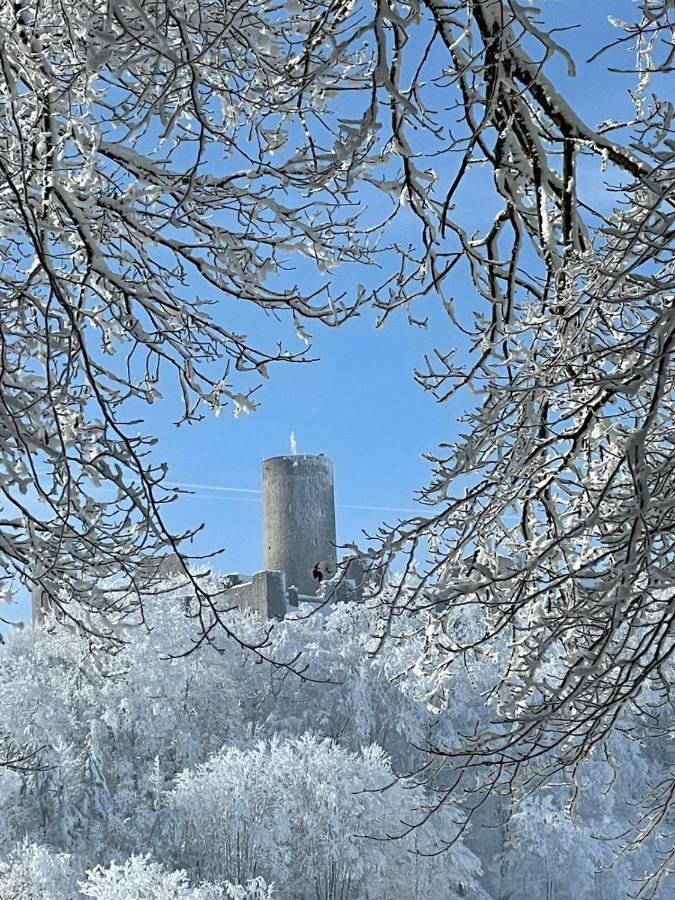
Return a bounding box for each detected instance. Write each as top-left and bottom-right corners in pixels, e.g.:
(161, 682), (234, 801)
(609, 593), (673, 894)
(140, 0), (639, 577)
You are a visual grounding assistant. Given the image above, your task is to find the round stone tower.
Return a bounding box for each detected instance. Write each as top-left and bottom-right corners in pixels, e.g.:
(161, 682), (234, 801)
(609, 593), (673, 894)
(262, 454), (337, 597)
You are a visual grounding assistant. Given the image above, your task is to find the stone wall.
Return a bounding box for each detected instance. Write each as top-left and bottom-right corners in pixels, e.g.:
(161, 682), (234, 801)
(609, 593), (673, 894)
(262, 455), (336, 598)
(223, 570), (287, 620)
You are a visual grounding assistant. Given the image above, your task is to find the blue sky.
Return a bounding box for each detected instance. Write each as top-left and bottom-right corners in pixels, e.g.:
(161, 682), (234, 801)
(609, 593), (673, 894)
(141, 0), (641, 577)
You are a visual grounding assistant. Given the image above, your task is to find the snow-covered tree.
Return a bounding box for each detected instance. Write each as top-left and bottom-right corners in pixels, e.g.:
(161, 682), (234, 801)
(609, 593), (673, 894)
(321, 3), (674, 891)
(0, 584), (666, 897)
(2, 0), (674, 890)
(167, 734), (483, 900)
(0, 590), (490, 898)
(0, 842), (79, 900)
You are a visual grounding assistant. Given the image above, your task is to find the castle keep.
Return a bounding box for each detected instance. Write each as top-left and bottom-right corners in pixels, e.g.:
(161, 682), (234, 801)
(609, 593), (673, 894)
(32, 453), (364, 626)
(224, 453), (364, 618)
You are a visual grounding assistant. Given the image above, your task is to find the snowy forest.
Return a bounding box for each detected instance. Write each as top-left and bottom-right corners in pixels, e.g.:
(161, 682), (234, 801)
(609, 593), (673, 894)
(0, 0), (674, 897)
(0, 578), (670, 899)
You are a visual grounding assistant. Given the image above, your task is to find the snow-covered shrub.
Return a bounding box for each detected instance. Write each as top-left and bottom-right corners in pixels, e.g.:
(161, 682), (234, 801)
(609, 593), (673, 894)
(0, 849), (273, 900)
(81, 857), (212, 900)
(80, 855), (272, 900)
(0, 842), (80, 900)
(0, 599), (258, 860)
(220, 880), (275, 900)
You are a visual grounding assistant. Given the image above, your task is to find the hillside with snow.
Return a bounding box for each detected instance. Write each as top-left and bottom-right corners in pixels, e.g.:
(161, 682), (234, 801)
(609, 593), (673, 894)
(0, 576), (668, 899)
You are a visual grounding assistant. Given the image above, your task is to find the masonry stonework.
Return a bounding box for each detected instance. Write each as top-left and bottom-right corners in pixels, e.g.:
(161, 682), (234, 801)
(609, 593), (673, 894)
(262, 454), (337, 598)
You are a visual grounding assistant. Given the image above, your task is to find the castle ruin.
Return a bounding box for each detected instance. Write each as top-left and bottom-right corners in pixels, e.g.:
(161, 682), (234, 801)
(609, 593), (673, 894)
(224, 453), (364, 618)
(32, 453), (365, 626)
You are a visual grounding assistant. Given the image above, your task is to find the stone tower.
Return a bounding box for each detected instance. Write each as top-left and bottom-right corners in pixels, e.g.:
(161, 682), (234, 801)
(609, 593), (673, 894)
(262, 454), (337, 597)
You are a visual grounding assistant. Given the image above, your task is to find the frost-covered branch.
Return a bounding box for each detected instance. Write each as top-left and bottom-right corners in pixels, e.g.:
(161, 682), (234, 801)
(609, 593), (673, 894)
(0, 0), (382, 639)
(311, 2), (675, 890)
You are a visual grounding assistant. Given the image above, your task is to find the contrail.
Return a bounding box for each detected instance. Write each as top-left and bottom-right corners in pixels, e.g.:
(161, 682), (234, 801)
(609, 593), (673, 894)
(335, 502), (425, 514)
(172, 482), (262, 495)
(168, 481), (425, 515)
